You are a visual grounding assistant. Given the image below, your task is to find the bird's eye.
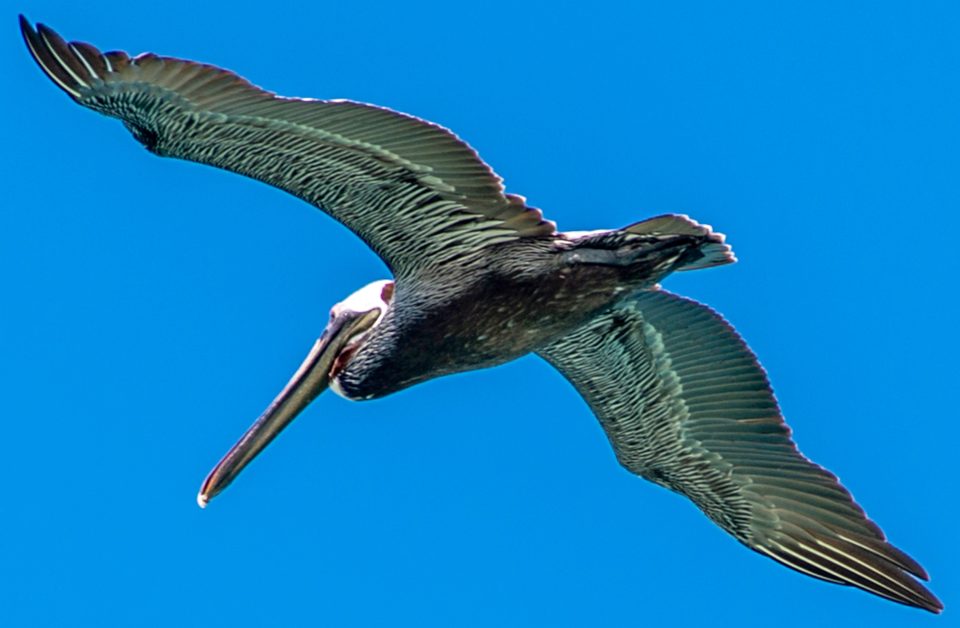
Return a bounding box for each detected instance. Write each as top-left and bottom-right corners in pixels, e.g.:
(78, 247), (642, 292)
(380, 282), (395, 303)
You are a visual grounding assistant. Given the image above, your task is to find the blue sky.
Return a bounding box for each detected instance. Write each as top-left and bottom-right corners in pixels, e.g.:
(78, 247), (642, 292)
(3, 2), (956, 626)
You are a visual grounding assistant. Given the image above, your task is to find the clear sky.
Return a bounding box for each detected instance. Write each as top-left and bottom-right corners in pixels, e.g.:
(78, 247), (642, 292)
(3, 2), (956, 626)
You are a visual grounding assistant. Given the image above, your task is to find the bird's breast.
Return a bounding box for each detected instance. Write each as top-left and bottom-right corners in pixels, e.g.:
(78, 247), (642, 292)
(336, 260), (631, 400)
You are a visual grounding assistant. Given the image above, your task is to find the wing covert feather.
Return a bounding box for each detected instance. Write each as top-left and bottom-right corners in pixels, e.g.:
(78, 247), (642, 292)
(538, 290), (941, 613)
(20, 17), (553, 277)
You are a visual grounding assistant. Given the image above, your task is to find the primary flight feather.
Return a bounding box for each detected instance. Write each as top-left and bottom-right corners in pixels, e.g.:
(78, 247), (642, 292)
(20, 15), (942, 613)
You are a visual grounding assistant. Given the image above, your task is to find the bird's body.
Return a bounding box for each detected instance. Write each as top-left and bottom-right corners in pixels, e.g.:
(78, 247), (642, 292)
(20, 16), (942, 613)
(339, 227), (724, 399)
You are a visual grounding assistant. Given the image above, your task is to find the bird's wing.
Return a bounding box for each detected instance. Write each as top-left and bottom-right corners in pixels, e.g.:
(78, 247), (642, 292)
(537, 289), (941, 613)
(20, 17), (554, 278)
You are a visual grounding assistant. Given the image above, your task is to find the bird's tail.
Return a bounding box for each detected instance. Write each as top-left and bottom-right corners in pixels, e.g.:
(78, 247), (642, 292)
(624, 214), (736, 271)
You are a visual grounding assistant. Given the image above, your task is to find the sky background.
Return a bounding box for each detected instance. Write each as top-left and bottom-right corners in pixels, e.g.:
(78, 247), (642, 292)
(3, 2), (957, 626)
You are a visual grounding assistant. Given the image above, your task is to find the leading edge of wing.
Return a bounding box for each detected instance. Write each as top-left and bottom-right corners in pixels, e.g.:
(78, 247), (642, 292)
(538, 289), (942, 613)
(19, 16), (555, 276)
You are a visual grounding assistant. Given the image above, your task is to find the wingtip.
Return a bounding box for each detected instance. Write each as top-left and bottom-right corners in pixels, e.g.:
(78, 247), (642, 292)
(911, 587), (944, 614)
(18, 14), (36, 45)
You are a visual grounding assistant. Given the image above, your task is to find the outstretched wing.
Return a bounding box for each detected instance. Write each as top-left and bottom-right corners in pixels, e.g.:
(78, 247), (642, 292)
(20, 17), (554, 278)
(538, 289), (941, 613)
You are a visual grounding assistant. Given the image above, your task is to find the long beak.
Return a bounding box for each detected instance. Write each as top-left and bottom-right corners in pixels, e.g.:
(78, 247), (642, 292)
(197, 308), (381, 507)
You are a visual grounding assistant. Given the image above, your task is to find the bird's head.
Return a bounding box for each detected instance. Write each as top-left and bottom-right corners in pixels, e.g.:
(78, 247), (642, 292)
(197, 279), (394, 507)
(326, 279), (394, 397)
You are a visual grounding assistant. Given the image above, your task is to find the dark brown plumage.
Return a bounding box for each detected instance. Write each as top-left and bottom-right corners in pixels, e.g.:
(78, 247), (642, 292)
(20, 16), (941, 613)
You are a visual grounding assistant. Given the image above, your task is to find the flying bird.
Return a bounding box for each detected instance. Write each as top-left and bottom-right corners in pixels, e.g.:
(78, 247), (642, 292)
(20, 16), (942, 613)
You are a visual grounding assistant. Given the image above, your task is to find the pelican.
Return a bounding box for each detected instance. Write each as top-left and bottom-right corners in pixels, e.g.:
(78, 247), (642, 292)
(20, 16), (941, 613)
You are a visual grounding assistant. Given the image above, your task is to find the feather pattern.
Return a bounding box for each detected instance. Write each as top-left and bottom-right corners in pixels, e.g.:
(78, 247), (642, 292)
(19, 17), (554, 278)
(21, 16), (941, 613)
(538, 290), (942, 613)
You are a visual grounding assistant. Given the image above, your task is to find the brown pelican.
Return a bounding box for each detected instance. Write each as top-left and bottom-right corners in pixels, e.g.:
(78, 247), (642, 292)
(20, 16), (941, 613)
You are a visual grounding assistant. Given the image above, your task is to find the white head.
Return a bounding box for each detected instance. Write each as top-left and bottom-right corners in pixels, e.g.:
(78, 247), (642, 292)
(331, 279), (394, 317)
(198, 279), (395, 507)
(327, 280), (395, 396)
